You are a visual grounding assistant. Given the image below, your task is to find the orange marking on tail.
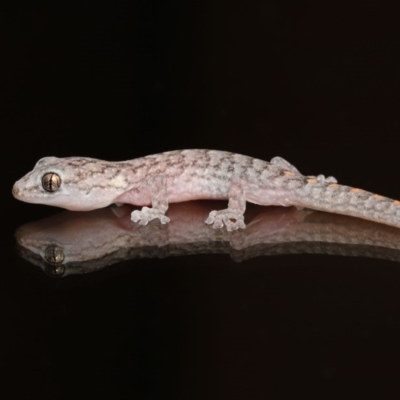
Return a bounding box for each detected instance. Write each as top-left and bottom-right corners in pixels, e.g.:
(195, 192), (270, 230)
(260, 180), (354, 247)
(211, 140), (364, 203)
(393, 200), (400, 205)
(328, 183), (339, 188)
(307, 178), (317, 184)
(284, 170), (295, 175)
(372, 194), (384, 200)
(350, 188), (362, 193)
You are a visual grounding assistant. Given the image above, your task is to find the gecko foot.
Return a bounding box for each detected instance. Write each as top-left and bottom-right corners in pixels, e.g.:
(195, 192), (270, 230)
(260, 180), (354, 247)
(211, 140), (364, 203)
(131, 207), (170, 226)
(308, 174), (337, 184)
(205, 210), (246, 231)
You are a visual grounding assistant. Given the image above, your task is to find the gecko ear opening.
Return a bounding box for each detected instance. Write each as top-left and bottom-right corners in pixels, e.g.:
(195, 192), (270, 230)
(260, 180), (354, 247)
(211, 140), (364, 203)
(42, 172), (61, 192)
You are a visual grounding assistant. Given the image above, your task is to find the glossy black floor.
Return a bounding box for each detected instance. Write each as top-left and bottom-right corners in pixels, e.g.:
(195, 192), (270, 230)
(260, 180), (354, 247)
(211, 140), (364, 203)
(2, 1), (400, 398)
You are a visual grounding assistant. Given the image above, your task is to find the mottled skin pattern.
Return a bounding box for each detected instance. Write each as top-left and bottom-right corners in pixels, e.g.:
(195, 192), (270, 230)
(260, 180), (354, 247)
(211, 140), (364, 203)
(12, 149), (400, 231)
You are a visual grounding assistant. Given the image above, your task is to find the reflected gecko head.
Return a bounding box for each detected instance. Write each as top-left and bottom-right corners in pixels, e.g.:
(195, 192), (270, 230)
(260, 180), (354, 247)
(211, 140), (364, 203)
(12, 156), (123, 211)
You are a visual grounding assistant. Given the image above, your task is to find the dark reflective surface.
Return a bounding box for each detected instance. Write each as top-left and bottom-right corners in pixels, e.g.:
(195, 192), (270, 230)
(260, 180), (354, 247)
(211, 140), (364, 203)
(15, 202), (400, 277)
(3, 1), (400, 398)
(7, 202), (400, 398)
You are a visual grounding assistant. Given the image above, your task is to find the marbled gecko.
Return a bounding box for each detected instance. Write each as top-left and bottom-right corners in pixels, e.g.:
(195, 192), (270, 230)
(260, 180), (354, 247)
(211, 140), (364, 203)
(12, 149), (400, 231)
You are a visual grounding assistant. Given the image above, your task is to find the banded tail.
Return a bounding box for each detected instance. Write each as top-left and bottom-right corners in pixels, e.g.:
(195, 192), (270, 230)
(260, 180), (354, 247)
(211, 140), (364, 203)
(296, 180), (400, 229)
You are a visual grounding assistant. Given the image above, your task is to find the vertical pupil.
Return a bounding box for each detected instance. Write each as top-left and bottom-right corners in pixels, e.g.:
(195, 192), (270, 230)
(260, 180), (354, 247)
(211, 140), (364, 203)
(49, 175), (54, 191)
(43, 173), (60, 192)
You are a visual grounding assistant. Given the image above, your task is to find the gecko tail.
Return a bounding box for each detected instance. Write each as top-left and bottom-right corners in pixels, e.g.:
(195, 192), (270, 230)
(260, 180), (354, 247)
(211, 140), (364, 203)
(295, 182), (400, 229)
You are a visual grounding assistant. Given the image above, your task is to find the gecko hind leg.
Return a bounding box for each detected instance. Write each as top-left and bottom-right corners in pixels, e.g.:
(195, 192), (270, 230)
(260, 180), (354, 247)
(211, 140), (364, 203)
(307, 174), (337, 184)
(131, 175), (170, 225)
(318, 174), (337, 183)
(205, 177), (246, 231)
(271, 157), (337, 183)
(270, 156), (302, 175)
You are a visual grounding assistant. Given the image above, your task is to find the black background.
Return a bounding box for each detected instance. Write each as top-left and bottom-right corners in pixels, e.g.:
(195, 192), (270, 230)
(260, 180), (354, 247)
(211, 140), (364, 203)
(2, 1), (400, 398)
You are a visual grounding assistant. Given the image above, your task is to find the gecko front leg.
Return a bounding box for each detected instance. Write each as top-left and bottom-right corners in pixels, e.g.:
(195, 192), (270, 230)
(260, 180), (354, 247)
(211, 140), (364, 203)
(205, 177), (246, 231)
(130, 175), (170, 225)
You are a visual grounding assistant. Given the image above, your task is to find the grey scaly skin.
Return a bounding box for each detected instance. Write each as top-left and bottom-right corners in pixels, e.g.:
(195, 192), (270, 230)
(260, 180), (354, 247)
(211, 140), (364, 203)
(12, 149), (400, 231)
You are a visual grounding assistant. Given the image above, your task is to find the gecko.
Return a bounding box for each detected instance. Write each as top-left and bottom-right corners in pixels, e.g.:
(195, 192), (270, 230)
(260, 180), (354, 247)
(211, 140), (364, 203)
(12, 149), (400, 231)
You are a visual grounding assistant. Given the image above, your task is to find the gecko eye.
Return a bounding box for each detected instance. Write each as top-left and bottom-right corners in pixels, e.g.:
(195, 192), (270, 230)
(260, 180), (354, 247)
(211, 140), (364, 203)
(42, 172), (61, 192)
(44, 245), (65, 265)
(44, 245), (65, 277)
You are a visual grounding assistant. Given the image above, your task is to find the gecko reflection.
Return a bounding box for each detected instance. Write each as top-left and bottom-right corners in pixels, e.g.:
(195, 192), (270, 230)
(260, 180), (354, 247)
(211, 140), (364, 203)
(15, 201), (400, 277)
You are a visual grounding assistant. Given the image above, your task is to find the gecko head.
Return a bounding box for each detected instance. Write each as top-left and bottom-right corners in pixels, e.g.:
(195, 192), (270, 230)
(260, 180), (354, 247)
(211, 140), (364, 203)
(12, 156), (121, 211)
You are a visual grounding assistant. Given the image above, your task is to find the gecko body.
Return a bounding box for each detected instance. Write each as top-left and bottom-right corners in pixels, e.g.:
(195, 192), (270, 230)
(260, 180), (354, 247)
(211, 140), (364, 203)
(12, 149), (400, 231)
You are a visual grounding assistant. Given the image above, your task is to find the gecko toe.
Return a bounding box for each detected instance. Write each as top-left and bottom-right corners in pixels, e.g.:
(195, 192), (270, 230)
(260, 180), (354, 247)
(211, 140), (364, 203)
(160, 216), (170, 224)
(225, 216), (245, 231)
(205, 210), (246, 231)
(131, 207), (169, 226)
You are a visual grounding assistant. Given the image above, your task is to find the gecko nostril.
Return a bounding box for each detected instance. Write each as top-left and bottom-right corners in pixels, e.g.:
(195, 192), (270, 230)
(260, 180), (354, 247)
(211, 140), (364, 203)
(12, 185), (20, 198)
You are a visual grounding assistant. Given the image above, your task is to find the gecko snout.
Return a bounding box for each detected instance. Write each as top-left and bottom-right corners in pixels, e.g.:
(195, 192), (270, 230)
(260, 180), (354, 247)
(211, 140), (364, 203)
(12, 183), (21, 199)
